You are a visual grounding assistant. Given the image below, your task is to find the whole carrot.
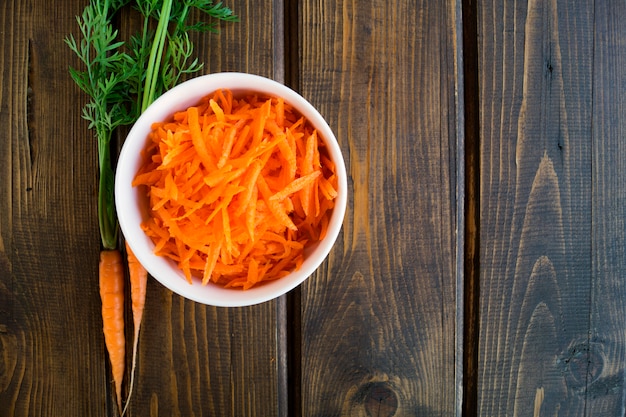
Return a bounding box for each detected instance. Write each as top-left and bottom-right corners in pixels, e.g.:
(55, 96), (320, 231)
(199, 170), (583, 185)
(121, 242), (148, 416)
(99, 249), (125, 414)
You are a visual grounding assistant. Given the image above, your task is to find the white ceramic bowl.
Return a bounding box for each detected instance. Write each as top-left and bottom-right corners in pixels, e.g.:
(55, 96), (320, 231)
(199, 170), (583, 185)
(115, 72), (347, 307)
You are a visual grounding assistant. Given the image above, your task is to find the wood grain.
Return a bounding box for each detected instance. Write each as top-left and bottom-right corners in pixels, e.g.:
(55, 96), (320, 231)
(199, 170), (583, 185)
(4, 0), (625, 415)
(586, 1), (626, 414)
(0, 0), (107, 415)
(477, 0), (626, 415)
(296, 1), (460, 415)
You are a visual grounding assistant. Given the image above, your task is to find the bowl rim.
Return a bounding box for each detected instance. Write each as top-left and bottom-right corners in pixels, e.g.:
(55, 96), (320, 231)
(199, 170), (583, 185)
(115, 72), (347, 307)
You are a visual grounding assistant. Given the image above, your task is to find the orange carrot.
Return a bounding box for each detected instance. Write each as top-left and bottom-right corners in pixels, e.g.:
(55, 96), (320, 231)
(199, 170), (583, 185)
(133, 90), (339, 289)
(99, 249), (125, 414)
(121, 242), (148, 416)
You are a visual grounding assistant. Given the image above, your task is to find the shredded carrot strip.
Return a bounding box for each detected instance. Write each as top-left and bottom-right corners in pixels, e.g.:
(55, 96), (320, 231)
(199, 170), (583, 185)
(270, 171), (321, 202)
(133, 89), (339, 289)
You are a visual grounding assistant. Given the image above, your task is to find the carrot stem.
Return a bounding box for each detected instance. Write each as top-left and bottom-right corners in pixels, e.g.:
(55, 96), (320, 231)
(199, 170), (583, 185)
(97, 130), (118, 250)
(142, 0), (173, 111)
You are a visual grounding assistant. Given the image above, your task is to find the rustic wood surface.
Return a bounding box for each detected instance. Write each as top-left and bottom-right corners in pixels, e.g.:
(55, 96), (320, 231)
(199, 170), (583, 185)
(476, 0), (626, 415)
(295, 1), (460, 416)
(1, 0), (625, 416)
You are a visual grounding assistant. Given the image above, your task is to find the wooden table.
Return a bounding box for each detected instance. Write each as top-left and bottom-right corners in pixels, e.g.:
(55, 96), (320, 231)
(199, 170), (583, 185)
(2, 0), (625, 415)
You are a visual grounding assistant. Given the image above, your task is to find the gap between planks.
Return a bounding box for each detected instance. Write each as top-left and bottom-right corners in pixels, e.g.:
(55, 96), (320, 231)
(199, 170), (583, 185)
(460, 0), (480, 416)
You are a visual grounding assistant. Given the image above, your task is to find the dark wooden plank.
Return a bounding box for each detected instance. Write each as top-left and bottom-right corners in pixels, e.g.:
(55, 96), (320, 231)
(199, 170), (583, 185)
(296, 1), (460, 415)
(587, 2), (626, 414)
(477, 0), (626, 415)
(0, 0), (108, 415)
(1, 1), (285, 416)
(477, 0), (592, 413)
(114, 1), (286, 416)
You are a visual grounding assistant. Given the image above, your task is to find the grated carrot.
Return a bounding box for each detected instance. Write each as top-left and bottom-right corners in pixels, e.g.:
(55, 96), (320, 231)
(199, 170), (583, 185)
(133, 89), (338, 289)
